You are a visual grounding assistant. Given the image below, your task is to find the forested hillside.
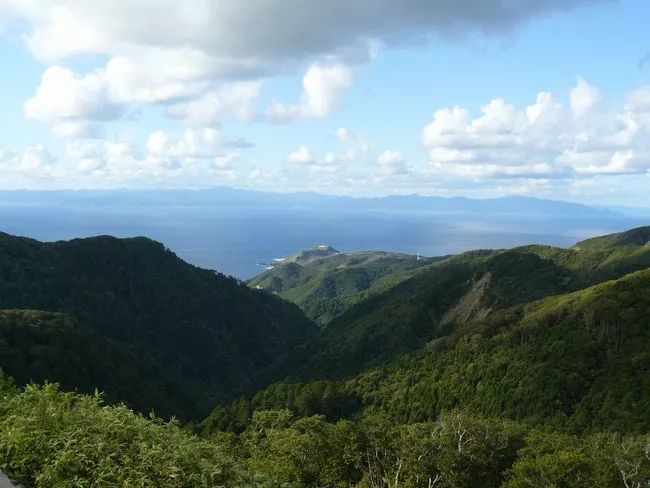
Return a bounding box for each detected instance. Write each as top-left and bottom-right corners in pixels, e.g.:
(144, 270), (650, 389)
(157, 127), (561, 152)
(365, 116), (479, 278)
(0, 227), (649, 487)
(205, 227), (650, 436)
(0, 233), (316, 419)
(249, 248), (441, 325)
(271, 227), (650, 380)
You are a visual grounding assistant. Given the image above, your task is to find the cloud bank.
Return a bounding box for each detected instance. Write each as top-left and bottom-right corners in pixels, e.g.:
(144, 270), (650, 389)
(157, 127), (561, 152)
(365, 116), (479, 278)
(422, 79), (650, 179)
(2, 0), (603, 133)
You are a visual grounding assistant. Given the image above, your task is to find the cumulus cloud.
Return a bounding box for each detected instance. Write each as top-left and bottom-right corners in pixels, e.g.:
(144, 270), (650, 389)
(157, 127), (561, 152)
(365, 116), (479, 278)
(24, 66), (122, 137)
(626, 86), (650, 112)
(0, 145), (61, 185)
(146, 128), (247, 159)
(268, 63), (355, 123)
(3, 0), (602, 133)
(24, 61), (261, 136)
(167, 81), (262, 126)
(422, 78), (650, 179)
(329, 127), (374, 164)
(286, 146), (314, 165)
(0, 126), (253, 189)
(377, 150), (408, 175)
(2, 1), (600, 68)
(570, 76), (603, 118)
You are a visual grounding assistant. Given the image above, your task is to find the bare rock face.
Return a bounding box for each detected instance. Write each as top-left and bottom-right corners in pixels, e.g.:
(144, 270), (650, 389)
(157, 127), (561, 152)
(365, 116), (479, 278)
(440, 271), (493, 327)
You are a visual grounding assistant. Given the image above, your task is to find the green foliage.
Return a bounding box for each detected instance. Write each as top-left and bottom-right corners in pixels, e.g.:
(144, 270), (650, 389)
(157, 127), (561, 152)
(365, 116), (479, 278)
(0, 383), (239, 487)
(0, 309), (174, 416)
(0, 233), (316, 420)
(261, 226), (650, 391)
(241, 410), (363, 488)
(572, 226), (650, 251)
(209, 266), (650, 437)
(2, 226), (650, 487)
(202, 380), (361, 433)
(350, 269), (650, 431)
(359, 411), (525, 488)
(505, 431), (650, 488)
(0, 377), (647, 488)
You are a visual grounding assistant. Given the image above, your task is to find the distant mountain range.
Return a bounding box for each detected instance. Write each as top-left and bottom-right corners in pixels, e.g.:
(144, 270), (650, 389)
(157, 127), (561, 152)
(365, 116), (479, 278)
(0, 188), (646, 279)
(0, 187), (628, 217)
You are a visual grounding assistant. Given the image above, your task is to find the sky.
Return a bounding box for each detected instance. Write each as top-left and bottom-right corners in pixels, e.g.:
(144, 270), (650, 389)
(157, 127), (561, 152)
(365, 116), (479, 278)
(0, 0), (649, 205)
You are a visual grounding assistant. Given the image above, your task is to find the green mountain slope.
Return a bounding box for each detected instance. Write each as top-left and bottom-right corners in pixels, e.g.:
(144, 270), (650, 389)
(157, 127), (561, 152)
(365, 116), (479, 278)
(353, 267), (650, 431)
(204, 226), (650, 434)
(275, 227), (650, 380)
(205, 266), (650, 435)
(0, 233), (316, 419)
(249, 247), (441, 325)
(572, 225), (650, 250)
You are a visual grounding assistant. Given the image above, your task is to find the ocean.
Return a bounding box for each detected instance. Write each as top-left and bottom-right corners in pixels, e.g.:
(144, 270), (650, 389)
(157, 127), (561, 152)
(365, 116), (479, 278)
(0, 199), (645, 279)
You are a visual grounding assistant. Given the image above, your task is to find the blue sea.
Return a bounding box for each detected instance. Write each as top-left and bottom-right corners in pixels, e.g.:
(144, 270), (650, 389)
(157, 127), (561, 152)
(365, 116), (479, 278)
(0, 198), (646, 279)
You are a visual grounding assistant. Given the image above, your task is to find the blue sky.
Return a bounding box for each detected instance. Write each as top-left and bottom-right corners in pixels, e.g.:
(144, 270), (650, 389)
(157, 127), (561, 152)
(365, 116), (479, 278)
(0, 0), (649, 205)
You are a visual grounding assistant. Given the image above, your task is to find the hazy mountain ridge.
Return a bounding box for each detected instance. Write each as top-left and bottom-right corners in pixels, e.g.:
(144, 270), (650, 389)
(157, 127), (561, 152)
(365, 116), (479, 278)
(0, 188), (624, 216)
(0, 188), (645, 279)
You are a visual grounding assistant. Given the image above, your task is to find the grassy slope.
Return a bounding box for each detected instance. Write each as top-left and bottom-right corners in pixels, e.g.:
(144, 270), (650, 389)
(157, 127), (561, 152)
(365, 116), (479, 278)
(249, 249), (442, 326)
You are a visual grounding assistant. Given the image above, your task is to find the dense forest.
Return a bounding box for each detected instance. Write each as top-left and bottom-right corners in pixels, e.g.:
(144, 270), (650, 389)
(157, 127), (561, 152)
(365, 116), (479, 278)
(0, 227), (649, 486)
(0, 233), (316, 419)
(264, 226), (650, 381)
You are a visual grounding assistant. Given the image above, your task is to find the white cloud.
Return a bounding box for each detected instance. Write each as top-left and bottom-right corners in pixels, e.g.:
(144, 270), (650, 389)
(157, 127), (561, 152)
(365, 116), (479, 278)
(146, 129), (248, 170)
(422, 78), (650, 179)
(24, 66), (122, 137)
(377, 150), (407, 175)
(103, 53), (213, 105)
(5, 0), (596, 133)
(1, 127), (244, 188)
(286, 146), (314, 165)
(24, 60), (262, 136)
(570, 76), (603, 118)
(167, 81), (262, 126)
(626, 86), (650, 113)
(329, 127), (374, 164)
(0, 145), (61, 185)
(60, 130), (249, 186)
(268, 63), (355, 123)
(214, 150), (243, 170)
(3, 1), (594, 69)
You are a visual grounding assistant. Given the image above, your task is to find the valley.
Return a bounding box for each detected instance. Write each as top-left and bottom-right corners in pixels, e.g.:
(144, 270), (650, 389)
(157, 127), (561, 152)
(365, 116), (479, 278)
(0, 226), (648, 486)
